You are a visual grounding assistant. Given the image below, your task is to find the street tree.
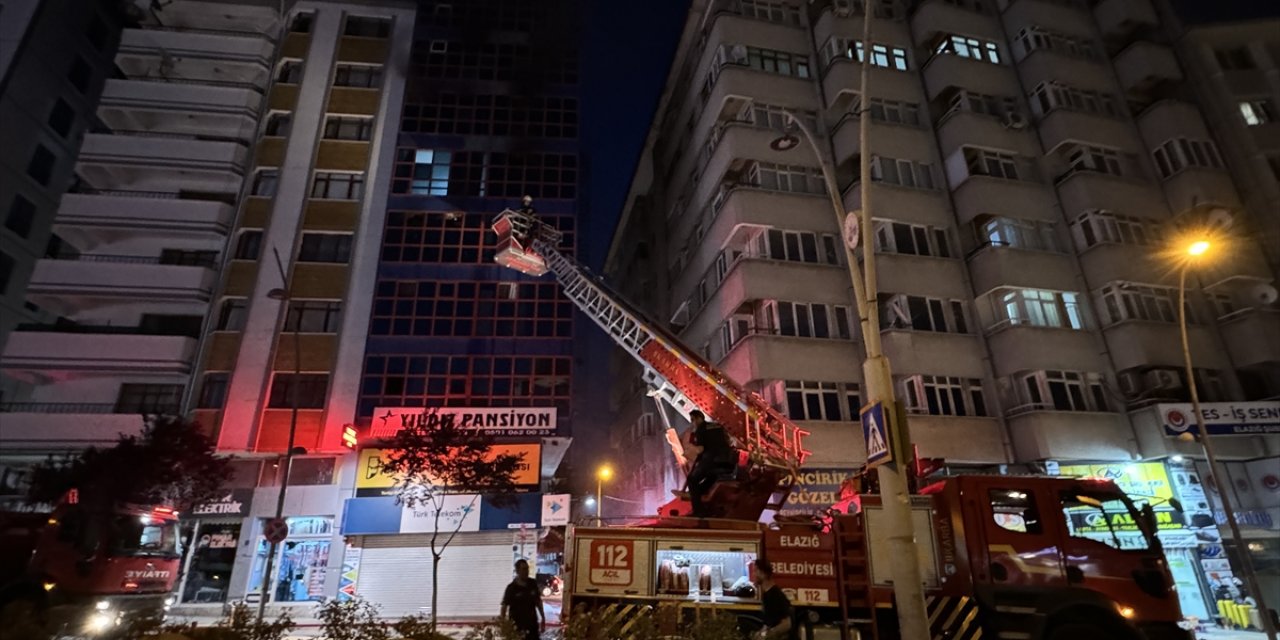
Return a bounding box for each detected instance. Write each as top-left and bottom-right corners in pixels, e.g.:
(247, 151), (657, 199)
(375, 408), (525, 629)
(26, 414), (231, 512)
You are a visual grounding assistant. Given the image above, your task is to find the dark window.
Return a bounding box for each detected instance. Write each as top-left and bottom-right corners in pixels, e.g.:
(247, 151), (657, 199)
(333, 64), (383, 88)
(264, 113), (292, 137)
(323, 116), (373, 141)
(68, 57), (92, 93)
(0, 251), (14, 294)
(252, 170), (279, 197)
(115, 384), (183, 414)
(216, 299), (248, 330)
(197, 373), (230, 409)
(234, 231), (263, 260)
(310, 172), (364, 200)
(5, 195), (37, 238)
(343, 16), (390, 37)
(989, 488), (1043, 534)
(298, 234), (352, 263)
(27, 145), (56, 186)
(288, 457), (335, 485)
(277, 60), (303, 84)
(159, 249), (217, 267)
(289, 12), (313, 33)
(139, 314), (203, 337)
(86, 14), (109, 51)
(48, 99), (76, 138)
(268, 373), (329, 408)
(285, 300), (342, 332)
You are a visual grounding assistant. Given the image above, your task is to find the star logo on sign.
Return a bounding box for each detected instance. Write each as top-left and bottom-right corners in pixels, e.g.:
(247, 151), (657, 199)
(378, 410), (394, 426)
(549, 501), (563, 513)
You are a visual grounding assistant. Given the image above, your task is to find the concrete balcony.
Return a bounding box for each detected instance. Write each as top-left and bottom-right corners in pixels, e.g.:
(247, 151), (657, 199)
(1159, 168), (1241, 218)
(1037, 108), (1141, 156)
(824, 58), (922, 106)
(701, 65), (812, 118)
(703, 189), (833, 253)
(685, 260), (852, 345)
(842, 182), (950, 229)
(1219, 309), (1280, 368)
(53, 192), (234, 248)
(1093, 0), (1158, 42)
(1006, 410), (1135, 461)
(116, 27), (273, 86)
(1016, 49), (1112, 94)
(936, 110), (1039, 160)
(949, 175), (1056, 227)
(907, 415), (1009, 464)
(875, 253), (968, 300)
(24, 257), (217, 311)
(920, 54), (1018, 102)
(881, 330), (986, 379)
(910, 0), (1003, 47)
(76, 132), (248, 194)
(1113, 42), (1182, 98)
(0, 410), (147, 451)
(1136, 100), (1211, 146)
(967, 246), (1076, 295)
(1077, 242), (1167, 286)
(720, 334), (862, 384)
(701, 13), (807, 66)
(1, 332), (197, 379)
(1054, 171), (1164, 218)
(702, 124), (821, 191)
(1001, 0), (1093, 43)
(985, 325), (1103, 377)
(1102, 320), (1225, 372)
(97, 78), (262, 140)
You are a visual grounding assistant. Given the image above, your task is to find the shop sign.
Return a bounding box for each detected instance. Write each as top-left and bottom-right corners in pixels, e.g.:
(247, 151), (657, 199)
(195, 523), (240, 550)
(1214, 510), (1275, 529)
(355, 444), (541, 497)
(372, 407), (557, 438)
(542, 493), (570, 526)
(337, 545), (361, 602)
(399, 494), (481, 534)
(1067, 508), (1185, 535)
(1057, 462), (1175, 503)
(189, 489), (254, 518)
(1159, 401), (1280, 437)
(776, 468), (858, 517)
(764, 530), (838, 606)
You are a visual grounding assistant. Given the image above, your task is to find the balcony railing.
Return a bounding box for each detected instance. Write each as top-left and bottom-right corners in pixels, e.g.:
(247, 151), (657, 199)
(14, 323), (200, 338)
(0, 403), (118, 414)
(48, 253), (219, 269)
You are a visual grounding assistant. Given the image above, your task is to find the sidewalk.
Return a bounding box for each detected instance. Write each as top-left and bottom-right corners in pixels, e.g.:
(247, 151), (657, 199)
(1196, 629), (1269, 640)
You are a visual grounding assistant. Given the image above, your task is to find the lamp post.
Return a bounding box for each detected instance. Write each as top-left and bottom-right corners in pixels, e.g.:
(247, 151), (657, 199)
(257, 248), (303, 624)
(1177, 240), (1276, 640)
(596, 465), (613, 525)
(768, 9), (929, 638)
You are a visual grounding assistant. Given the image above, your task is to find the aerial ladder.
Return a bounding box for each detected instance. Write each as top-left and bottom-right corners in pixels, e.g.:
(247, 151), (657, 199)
(492, 205), (810, 522)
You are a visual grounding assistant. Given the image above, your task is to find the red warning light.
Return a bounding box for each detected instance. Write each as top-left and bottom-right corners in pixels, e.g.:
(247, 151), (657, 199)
(342, 424), (358, 449)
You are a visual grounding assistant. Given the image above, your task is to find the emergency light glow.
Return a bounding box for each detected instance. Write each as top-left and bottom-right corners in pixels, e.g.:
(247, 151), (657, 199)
(342, 425), (359, 449)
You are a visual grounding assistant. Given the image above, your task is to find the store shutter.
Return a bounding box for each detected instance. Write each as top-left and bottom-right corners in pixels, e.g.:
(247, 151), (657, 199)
(356, 532), (513, 618)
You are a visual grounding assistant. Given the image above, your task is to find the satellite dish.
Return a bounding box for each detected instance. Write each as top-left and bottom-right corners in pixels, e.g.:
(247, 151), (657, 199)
(844, 211), (861, 250)
(1208, 208), (1234, 230)
(1252, 283), (1279, 306)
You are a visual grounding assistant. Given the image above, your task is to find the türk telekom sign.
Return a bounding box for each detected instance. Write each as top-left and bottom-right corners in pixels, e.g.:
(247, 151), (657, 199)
(1159, 402), (1280, 437)
(371, 407), (557, 438)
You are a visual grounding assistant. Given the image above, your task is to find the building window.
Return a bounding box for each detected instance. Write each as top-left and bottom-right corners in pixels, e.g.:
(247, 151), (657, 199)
(196, 373), (230, 409)
(785, 381), (842, 421)
(310, 172), (365, 200)
(1015, 27), (1097, 61)
(343, 15), (391, 38)
(0, 251), (14, 295)
(1214, 47), (1255, 70)
(67, 56), (91, 93)
(47, 99), (75, 138)
(264, 112), (292, 137)
(1072, 210), (1162, 248)
(216, 299), (248, 331)
(1099, 282), (1191, 325)
(871, 156), (936, 189)
(866, 98), (921, 126)
(251, 170), (279, 197)
(934, 34), (1001, 64)
(1152, 138), (1224, 178)
(874, 220), (951, 257)
(1239, 100), (1273, 126)
(820, 38), (908, 70)
(976, 216), (1061, 252)
(277, 60), (304, 84)
(233, 230), (263, 260)
(333, 64), (383, 88)
(1017, 370), (1108, 413)
(766, 300), (853, 339)
(901, 375), (988, 416)
(963, 147), (1020, 180)
(1030, 82), (1120, 118)
(401, 94), (578, 138)
(371, 279), (572, 338)
(160, 249), (218, 268)
(995, 288), (1084, 330)
(285, 300), (342, 333)
(945, 91), (1017, 119)
(268, 374), (329, 409)
(115, 384), (183, 414)
(27, 145), (56, 186)
(359, 354), (571, 416)
(882, 294), (968, 333)
(5, 195), (36, 238)
(722, 44), (812, 78)
(744, 162), (825, 195)
(289, 12), (313, 33)
(738, 0), (802, 24)
(298, 233), (352, 263)
(992, 489), (1042, 534)
(323, 116), (374, 141)
(408, 149), (451, 195)
(1065, 144), (1123, 177)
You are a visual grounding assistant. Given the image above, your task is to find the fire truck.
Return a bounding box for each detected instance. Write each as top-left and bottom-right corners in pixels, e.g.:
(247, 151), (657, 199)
(0, 495), (182, 636)
(492, 207), (1191, 640)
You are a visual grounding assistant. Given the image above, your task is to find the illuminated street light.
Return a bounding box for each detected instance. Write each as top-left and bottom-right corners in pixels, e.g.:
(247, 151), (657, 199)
(1187, 239), (1210, 256)
(596, 465), (613, 525)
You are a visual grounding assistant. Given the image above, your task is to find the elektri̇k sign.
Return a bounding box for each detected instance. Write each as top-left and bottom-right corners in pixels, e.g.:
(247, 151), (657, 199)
(1158, 401), (1280, 437)
(371, 406), (557, 437)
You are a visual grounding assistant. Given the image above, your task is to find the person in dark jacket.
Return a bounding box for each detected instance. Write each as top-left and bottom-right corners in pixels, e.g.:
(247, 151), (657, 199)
(684, 410), (737, 517)
(500, 559), (544, 640)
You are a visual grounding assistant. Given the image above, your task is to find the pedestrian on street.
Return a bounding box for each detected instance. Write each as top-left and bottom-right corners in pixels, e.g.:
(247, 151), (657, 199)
(752, 559), (795, 640)
(500, 559), (545, 640)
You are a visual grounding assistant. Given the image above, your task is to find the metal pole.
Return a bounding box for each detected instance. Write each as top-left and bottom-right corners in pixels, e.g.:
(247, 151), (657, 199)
(597, 477), (603, 525)
(1179, 267), (1277, 640)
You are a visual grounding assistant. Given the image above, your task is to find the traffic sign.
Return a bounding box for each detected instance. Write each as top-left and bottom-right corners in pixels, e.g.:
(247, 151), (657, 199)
(861, 402), (892, 469)
(263, 517), (289, 544)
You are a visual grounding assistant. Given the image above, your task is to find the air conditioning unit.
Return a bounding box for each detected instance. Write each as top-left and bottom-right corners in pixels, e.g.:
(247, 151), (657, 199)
(1145, 369), (1182, 391)
(1002, 111), (1028, 130)
(1117, 371), (1143, 397)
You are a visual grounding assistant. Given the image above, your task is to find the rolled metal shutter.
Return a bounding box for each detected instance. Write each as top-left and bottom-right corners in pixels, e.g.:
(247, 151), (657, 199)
(356, 532), (513, 619)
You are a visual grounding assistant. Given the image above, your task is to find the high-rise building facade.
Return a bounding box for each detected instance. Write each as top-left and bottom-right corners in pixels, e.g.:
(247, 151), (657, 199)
(606, 0), (1280, 619)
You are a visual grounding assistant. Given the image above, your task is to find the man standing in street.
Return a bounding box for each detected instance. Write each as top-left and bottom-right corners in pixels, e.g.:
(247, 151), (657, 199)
(753, 559), (794, 640)
(501, 559), (545, 640)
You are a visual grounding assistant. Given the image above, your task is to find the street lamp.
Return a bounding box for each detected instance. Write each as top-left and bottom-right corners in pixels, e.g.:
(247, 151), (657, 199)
(257, 248), (303, 624)
(596, 465), (613, 525)
(766, 9), (930, 638)
(1175, 238), (1277, 640)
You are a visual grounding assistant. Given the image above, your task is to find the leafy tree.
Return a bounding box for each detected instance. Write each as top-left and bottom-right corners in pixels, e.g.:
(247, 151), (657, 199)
(26, 415), (231, 512)
(375, 408), (525, 630)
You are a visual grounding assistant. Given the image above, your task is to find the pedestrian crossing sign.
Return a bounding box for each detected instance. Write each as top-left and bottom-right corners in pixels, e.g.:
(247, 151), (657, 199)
(861, 402), (892, 468)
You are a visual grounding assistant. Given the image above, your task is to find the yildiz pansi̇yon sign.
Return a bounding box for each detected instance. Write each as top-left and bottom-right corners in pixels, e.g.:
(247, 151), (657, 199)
(371, 406), (557, 438)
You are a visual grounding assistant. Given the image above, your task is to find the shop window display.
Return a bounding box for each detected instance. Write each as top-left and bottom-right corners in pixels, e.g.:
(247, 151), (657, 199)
(181, 523), (241, 603)
(247, 516), (333, 603)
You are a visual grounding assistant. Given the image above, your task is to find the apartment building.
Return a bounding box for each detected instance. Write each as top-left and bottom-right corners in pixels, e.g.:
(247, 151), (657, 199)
(605, 0), (1280, 619)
